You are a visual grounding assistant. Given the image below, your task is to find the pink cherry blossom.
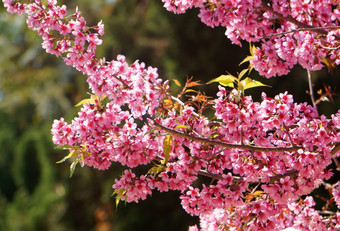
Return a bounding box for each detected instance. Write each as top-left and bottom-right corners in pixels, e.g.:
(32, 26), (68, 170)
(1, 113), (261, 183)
(3, 0), (340, 230)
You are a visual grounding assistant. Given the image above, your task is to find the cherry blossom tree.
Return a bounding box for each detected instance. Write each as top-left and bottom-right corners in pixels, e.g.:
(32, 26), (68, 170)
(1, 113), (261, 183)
(3, 0), (340, 230)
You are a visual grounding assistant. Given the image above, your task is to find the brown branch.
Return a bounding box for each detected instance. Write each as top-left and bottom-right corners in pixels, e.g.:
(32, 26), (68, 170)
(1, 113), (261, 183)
(331, 143), (340, 171)
(259, 26), (340, 40)
(333, 159), (340, 170)
(197, 169), (299, 184)
(197, 170), (224, 180)
(153, 120), (302, 153)
(331, 142), (340, 156)
(260, 2), (340, 40)
(268, 170), (298, 184)
(283, 124), (295, 147)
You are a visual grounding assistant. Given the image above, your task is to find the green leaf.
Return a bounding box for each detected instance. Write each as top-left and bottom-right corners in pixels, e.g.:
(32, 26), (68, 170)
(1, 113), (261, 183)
(206, 74), (236, 87)
(163, 135), (172, 163)
(147, 166), (160, 176)
(55, 144), (79, 150)
(147, 164), (166, 177)
(239, 77), (269, 91)
(249, 42), (256, 56)
(75, 98), (96, 107)
(238, 69), (249, 79)
(113, 188), (127, 208)
(239, 56), (253, 66)
(80, 153), (85, 163)
(175, 124), (190, 130)
(248, 64), (254, 73)
(69, 158), (79, 178)
(185, 89), (199, 93)
(240, 43), (256, 66)
(211, 132), (219, 138)
(56, 150), (77, 164)
(75, 94), (107, 107)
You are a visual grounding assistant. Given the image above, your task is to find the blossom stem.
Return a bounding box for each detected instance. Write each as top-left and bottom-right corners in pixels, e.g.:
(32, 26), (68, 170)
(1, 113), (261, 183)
(112, 73), (131, 89)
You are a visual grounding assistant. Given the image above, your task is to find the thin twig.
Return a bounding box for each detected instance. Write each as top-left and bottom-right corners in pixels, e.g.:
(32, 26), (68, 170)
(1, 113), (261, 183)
(202, 147), (227, 160)
(319, 43), (340, 51)
(170, 95), (201, 117)
(111, 73), (131, 89)
(307, 69), (317, 109)
(315, 210), (336, 216)
(283, 124), (295, 147)
(152, 120), (302, 153)
(240, 129), (244, 145)
(331, 142), (340, 171)
(171, 95), (186, 106)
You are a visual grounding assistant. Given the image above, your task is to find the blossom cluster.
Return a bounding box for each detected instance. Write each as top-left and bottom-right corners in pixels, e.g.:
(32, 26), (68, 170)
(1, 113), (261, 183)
(52, 86), (340, 229)
(192, 196), (340, 231)
(3, 0), (340, 230)
(162, 0), (340, 77)
(5, 0), (165, 169)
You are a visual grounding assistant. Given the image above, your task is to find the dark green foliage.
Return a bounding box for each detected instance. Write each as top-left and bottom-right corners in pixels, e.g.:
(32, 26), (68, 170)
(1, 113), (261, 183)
(0, 111), (66, 231)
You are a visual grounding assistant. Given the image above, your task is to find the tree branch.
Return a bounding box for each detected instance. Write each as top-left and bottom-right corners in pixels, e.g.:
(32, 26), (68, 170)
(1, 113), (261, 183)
(152, 120), (302, 152)
(197, 169), (299, 184)
(260, 2), (340, 40)
(331, 142), (340, 156)
(331, 143), (340, 171)
(268, 170), (298, 184)
(259, 26), (340, 40)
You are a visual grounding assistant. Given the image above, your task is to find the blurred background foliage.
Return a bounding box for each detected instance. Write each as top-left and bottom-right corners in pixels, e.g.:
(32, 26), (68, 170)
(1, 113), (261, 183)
(0, 0), (339, 230)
